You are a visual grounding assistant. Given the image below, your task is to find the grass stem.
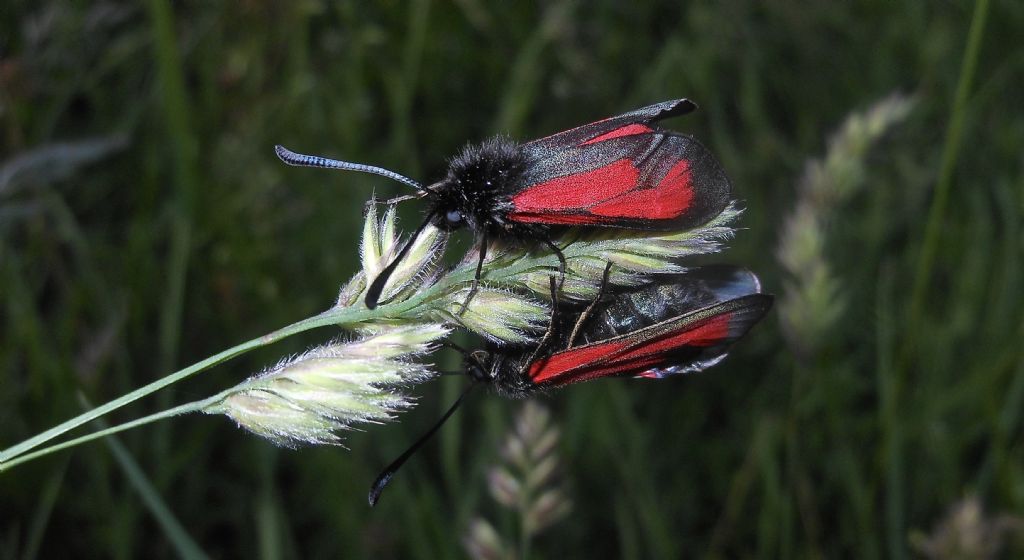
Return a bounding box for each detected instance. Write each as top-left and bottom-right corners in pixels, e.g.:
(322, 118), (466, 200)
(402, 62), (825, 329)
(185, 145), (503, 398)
(0, 307), (371, 467)
(908, 0), (991, 324)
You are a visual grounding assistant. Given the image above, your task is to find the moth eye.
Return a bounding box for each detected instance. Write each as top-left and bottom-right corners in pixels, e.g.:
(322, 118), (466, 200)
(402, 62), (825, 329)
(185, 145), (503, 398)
(446, 210), (463, 224)
(467, 362), (490, 382)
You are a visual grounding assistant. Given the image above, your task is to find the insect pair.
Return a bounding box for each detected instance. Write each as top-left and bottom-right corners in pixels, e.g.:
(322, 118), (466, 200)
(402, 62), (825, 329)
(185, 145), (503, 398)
(275, 99), (764, 505)
(366, 265), (773, 506)
(276, 98), (732, 311)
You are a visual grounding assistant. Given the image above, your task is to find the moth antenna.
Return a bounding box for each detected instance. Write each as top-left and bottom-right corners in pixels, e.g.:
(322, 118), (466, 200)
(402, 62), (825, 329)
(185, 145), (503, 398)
(365, 213), (437, 309)
(274, 145), (424, 191)
(368, 383), (476, 507)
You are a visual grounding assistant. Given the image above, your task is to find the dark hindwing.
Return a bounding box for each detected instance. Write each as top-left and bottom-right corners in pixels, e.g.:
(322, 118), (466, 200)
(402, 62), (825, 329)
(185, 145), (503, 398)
(508, 99), (731, 230)
(583, 266), (763, 342)
(526, 294), (772, 388)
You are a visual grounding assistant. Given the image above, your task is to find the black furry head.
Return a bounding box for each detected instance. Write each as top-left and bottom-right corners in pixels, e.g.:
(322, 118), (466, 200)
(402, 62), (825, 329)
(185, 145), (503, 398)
(426, 136), (528, 235)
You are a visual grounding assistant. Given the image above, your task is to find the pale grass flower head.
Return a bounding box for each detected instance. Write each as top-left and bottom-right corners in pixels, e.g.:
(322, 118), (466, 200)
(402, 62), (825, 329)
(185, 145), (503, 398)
(910, 495), (1024, 560)
(206, 324), (449, 446)
(332, 190), (743, 345)
(775, 93), (915, 359)
(424, 202), (741, 344)
(435, 287), (548, 344)
(206, 173), (749, 447)
(356, 202), (447, 308)
(515, 201), (743, 301)
(463, 401), (571, 559)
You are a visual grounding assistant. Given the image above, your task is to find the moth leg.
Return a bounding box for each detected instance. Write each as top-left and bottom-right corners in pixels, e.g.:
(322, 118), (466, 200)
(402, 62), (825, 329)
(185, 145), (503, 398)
(437, 340), (469, 357)
(566, 262), (614, 349)
(542, 238), (568, 292)
(382, 193), (419, 206)
(457, 232), (488, 316)
(362, 196), (378, 217)
(519, 275), (561, 377)
(360, 195), (415, 217)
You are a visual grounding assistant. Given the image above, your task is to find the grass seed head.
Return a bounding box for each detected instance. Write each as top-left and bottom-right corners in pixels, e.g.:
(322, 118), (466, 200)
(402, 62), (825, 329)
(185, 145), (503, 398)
(206, 324), (448, 447)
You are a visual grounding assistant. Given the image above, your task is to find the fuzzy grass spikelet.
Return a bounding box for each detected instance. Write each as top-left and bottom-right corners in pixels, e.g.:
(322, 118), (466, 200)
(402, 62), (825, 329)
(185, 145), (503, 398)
(508, 202), (742, 302)
(437, 287), (549, 344)
(349, 200), (742, 344)
(776, 94), (915, 358)
(206, 324), (448, 446)
(359, 203), (447, 307)
(910, 495), (1024, 560)
(463, 401), (571, 559)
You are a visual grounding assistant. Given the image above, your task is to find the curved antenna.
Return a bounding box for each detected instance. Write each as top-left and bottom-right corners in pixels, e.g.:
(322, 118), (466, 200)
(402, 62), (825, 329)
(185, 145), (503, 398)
(274, 145), (423, 191)
(368, 383), (476, 506)
(365, 212), (436, 309)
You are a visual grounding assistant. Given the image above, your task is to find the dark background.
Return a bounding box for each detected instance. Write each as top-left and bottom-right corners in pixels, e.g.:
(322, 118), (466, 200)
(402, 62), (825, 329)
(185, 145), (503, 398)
(2, 1), (1022, 558)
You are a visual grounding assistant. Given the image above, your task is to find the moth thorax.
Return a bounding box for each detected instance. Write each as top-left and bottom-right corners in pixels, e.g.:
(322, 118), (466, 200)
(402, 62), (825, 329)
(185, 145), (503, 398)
(428, 137), (525, 232)
(488, 353), (536, 399)
(449, 136), (524, 199)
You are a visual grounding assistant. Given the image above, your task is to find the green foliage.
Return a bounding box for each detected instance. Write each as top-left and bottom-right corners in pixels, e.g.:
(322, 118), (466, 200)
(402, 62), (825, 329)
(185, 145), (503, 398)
(2, 0), (1022, 558)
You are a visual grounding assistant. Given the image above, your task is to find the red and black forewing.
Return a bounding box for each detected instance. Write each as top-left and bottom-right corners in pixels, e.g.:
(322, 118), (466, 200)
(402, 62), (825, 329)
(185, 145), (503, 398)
(526, 294), (772, 388)
(508, 99), (731, 230)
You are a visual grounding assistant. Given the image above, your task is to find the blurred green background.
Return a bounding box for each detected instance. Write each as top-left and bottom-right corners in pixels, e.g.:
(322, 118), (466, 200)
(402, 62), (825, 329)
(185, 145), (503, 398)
(2, 1), (1022, 558)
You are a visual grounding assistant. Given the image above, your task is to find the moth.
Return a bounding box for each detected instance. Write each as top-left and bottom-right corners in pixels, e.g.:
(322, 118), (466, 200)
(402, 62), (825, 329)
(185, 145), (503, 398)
(276, 99), (732, 309)
(368, 266), (772, 505)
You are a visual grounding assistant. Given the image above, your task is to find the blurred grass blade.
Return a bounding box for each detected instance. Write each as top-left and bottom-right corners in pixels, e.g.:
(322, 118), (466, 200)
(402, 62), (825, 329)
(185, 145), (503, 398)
(81, 396), (209, 560)
(909, 0), (991, 327)
(147, 0), (202, 469)
(0, 135), (129, 196)
(492, 1), (575, 136)
(22, 463), (67, 560)
(877, 266), (904, 560)
(257, 449), (286, 560)
(102, 435), (210, 560)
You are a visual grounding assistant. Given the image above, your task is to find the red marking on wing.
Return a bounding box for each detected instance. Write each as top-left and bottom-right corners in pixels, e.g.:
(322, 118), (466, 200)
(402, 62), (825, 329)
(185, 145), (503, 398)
(590, 160), (693, 220)
(527, 312), (733, 386)
(581, 124), (653, 145)
(510, 158), (695, 224)
(510, 159), (638, 212)
(530, 355), (662, 385)
(528, 339), (630, 384)
(617, 312), (732, 360)
(690, 312), (733, 346)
